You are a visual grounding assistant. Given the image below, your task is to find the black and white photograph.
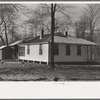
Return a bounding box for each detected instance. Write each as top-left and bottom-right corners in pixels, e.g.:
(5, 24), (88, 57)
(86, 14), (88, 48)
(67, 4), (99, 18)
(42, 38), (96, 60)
(0, 2), (100, 81)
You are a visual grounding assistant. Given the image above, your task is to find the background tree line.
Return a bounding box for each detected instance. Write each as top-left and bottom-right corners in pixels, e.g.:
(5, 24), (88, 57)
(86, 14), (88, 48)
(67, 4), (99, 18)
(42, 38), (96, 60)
(0, 4), (28, 46)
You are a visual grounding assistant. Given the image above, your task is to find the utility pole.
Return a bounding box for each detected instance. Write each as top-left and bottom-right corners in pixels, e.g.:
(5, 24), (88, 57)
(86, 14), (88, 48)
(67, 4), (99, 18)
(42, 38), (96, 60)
(50, 4), (56, 68)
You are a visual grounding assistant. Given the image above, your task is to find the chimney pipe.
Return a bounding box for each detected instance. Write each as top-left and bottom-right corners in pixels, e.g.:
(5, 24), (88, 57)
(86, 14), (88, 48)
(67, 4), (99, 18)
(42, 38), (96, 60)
(40, 29), (44, 39)
(65, 31), (68, 37)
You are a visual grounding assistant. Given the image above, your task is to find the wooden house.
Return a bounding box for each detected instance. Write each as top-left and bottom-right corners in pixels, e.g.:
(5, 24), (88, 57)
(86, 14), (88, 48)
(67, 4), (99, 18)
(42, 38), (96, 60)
(18, 32), (97, 64)
(0, 40), (23, 60)
(0, 45), (13, 59)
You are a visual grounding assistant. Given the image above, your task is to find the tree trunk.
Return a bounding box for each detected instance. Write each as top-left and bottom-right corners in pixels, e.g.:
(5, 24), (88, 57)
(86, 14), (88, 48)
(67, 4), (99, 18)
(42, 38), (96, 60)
(50, 4), (55, 69)
(4, 21), (8, 46)
(82, 27), (85, 39)
(0, 36), (5, 45)
(90, 26), (93, 61)
(90, 46), (93, 61)
(82, 31), (85, 39)
(90, 28), (93, 42)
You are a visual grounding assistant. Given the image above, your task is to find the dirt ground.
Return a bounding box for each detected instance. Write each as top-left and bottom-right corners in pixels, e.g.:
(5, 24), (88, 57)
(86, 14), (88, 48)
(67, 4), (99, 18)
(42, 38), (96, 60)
(0, 61), (100, 81)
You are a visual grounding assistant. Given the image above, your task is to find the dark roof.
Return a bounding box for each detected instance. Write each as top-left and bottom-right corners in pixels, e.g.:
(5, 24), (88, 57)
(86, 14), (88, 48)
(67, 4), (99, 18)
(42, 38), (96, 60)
(0, 40), (23, 50)
(23, 32), (65, 44)
(21, 32), (97, 46)
(9, 40), (23, 46)
(24, 34), (50, 43)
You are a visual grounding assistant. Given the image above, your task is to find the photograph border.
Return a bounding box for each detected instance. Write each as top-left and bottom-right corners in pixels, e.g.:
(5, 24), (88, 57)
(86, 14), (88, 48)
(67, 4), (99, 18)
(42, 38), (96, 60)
(0, 0), (99, 99)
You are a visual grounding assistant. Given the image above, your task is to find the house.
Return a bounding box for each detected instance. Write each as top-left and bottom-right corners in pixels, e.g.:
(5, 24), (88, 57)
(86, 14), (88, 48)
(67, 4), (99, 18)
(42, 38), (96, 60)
(9, 40), (23, 59)
(18, 32), (97, 64)
(0, 45), (13, 59)
(0, 40), (23, 60)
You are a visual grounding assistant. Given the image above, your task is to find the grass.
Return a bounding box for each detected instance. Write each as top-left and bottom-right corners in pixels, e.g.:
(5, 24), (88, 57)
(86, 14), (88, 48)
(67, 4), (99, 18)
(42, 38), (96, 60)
(0, 62), (100, 81)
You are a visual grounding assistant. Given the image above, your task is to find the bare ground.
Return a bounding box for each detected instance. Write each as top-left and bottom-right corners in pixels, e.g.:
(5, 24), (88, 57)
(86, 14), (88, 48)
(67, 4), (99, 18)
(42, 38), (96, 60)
(0, 61), (100, 81)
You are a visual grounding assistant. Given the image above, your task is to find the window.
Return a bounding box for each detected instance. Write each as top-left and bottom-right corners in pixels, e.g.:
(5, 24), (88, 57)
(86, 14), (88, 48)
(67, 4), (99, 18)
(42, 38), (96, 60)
(54, 44), (59, 55)
(27, 45), (30, 55)
(66, 45), (70, 55)
(39, 44), (43, 55)
(18, 46), (25, 56)
(77, 45), (81, 56)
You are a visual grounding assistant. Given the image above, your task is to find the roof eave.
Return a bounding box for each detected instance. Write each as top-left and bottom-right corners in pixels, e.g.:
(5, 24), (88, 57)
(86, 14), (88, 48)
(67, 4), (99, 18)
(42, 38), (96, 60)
(20, 42), (49, 45)
(20, 41), (97, 46)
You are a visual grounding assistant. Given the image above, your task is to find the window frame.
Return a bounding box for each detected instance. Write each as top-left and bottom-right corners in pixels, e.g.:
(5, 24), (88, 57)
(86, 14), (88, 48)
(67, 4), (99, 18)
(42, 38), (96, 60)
(77, 45), (81, 56)
(66, 44), (71, 55)
(54, 44), (59, 55)
(39, 44), (43, 55)
(18, 45), (25, 56)
(27, 45), (30, 55)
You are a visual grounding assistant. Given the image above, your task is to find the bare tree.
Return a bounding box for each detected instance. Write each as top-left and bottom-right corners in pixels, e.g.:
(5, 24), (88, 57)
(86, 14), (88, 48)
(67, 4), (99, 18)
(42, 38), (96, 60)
(50, 4), (74, 68)
(75, 14), (88, 39)
(26, 4), (74, 68)
(50, 4), (56, 68)
(26, 4), (50, 36)
(0, 4), (28, 45)
(75, 4), (100, 42)
(26, 4), (74, 37)
(84, 4), (100, 42)
(56, 16), (72, 33)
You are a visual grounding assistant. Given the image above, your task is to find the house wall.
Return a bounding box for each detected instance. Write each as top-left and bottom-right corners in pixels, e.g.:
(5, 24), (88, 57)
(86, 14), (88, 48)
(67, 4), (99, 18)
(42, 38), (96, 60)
(2, 47), (13, 59)
(0, 50), (2, 59)
(18, 43), (95, 63)
(18, 44), (49, 63)
(49, 44), (88, 62)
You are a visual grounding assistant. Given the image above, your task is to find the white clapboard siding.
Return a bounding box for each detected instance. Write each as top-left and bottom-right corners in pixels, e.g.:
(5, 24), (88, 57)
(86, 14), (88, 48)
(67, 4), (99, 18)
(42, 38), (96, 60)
(19, 44), (49, 63)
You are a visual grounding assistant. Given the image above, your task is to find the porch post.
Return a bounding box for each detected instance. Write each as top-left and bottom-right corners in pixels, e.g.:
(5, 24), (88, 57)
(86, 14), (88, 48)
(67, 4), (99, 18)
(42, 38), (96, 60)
(90, 46), (93, 61)
(87, 46), (88, 61)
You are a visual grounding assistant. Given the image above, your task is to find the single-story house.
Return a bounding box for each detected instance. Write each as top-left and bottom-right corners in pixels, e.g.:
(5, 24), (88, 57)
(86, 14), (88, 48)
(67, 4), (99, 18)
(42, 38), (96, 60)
(18, 32), (97, 64)
(0, 45), (13, 59)
(9, 40), (23, 59)
(0, 40), (23, 60)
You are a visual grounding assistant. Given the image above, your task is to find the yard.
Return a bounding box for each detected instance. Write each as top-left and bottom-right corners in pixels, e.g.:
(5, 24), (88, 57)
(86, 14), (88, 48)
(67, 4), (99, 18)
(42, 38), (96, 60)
(0, 61), (100, 81)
